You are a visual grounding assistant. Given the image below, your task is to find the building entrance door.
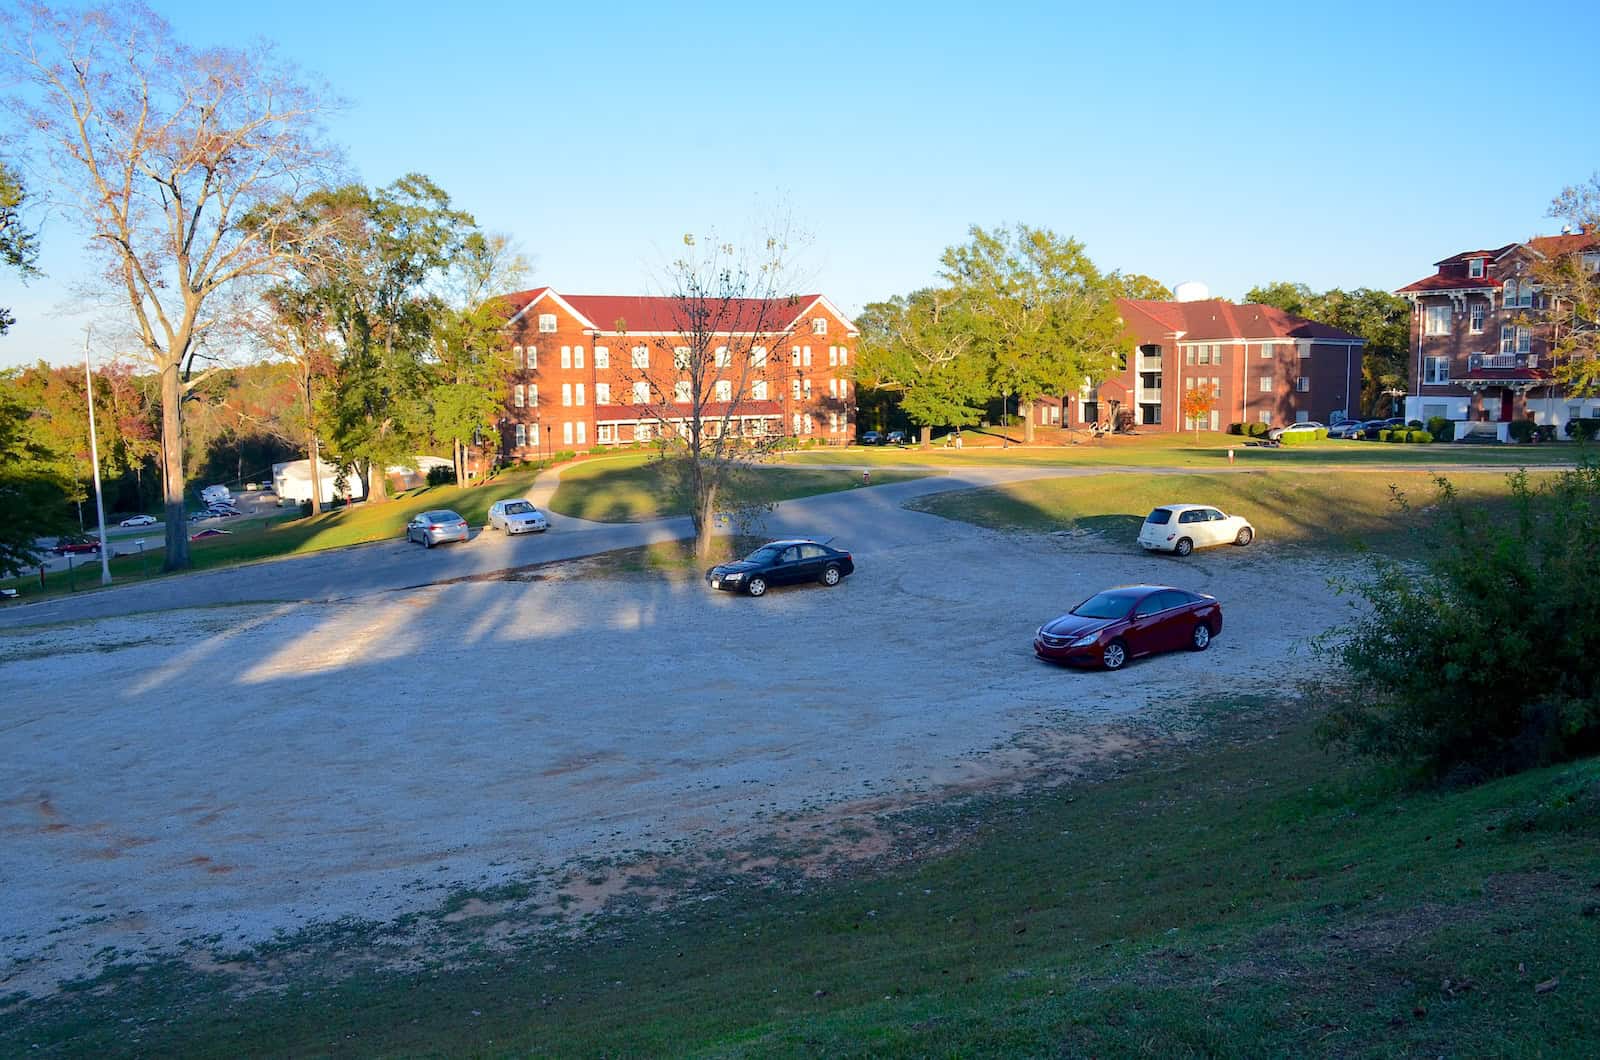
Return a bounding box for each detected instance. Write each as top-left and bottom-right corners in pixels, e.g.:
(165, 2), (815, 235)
(1500, 390), (1514, 422)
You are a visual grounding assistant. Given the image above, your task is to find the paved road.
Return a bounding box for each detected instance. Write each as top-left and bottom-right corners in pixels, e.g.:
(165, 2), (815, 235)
(0, 464), (1074, 629)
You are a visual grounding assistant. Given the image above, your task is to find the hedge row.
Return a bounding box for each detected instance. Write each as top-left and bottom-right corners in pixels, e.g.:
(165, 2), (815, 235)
(1377, 429), (1434, 443)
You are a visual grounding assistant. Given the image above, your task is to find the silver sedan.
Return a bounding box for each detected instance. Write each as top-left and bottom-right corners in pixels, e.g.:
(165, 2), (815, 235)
(406, 509), (471, 549)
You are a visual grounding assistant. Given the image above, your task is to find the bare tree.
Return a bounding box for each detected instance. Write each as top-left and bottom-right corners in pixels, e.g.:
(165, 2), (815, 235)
(616, 230), (806, 559)
(3, 3), (338, 568)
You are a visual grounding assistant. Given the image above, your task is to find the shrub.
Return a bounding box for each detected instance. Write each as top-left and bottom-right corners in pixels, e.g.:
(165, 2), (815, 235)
(1407, 419), (1424, 429)
(1535, 424), (1557, 443)
(1508, 420), (1536, 444)
(1413, 430), (1434, 444)
(425, 464), (456, 487)
(1319, 462), (1600, 780)
(1279, 430), (1315, 446)
(587, 446), (608, 456)
(552, 449), (577, 462)
(1314, 428), (1328, 440)
(1566, 417), (1600, 441)
(1247, 422), (1268, 437)
(1427, 416), (1455, 442)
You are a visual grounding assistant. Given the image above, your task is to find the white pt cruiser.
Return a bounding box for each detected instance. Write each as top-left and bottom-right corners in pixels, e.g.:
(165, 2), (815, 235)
(1138, 504), (1254, 557)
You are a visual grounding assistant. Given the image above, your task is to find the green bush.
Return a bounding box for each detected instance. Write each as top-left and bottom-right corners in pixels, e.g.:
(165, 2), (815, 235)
(1566, 418), (1600, 440)
(1319, 462), (1600, 780)
(1314, 428), (1328, 440)
(425, 464), (456, 487)
(1279, 430), (1314, 446)
(1247, 422), (1268, 437)
(1407, 419), (1424, 430)
(1376, 429), (1393, 442)
(1413, 430), (1434, 444)
(552, 449), (577, 462)
(1427, 416), (1455, 441)
(587, 446), (608, 456)
(1508, 420), (1536, 444)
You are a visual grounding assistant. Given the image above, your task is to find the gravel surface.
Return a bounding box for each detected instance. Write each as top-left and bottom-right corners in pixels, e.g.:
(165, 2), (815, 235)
(1, 503), (1361, 997)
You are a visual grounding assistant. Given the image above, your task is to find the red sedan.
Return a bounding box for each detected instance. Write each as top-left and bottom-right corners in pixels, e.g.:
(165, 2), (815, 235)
(1034, 584), (1223, 671)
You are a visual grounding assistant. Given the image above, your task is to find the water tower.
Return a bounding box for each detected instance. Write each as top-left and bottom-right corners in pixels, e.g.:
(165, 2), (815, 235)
(1173, 280), (1210, 303)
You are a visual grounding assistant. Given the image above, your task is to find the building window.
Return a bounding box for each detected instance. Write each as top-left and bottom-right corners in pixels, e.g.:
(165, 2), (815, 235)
(1468, 257), (1485, 278)
(838, 346), (848, 366)
(561, 383), (572, 407)
(576, 421), (586, 445)
(1258, 409), (1272, 424)
(674, 346), (691, 370)
(632, 381), (649, 404)
(1424, 304), (1452, 335)
(1423, 356), (1450, 385)
(635, 422), (651, 443)
(751, 346), (767, 366)
(829, 412), (839, 432)
(575, 383), (585, 406)
(828, 346), (838, 366)
(1209, 410), (1220, 431)
(631, 346), (649, 369)
(828, 378), (838, 398)
(1517, 327), (1531, 354)
(714, 379), (732, 402)
(752, 380), (768, 400)
(1185, 347), (1196, 365)
(1469, 303), (1485, 333)
(1423, 403), (1448, 420)
(1504, 280), (1533, 308)
(790, 347), (801, 366)
(529, 384), (538, 406)
(792, 413), (802, 435)
(597, 424), (614, 443)
(802, 346), (812, 366)
(714, 346), (731, 367)
(791, 378), (802, 400)
(674, 380), (691, 403)
(1258, 375), (1271, 393)
(803, 379), (812, 399)
(803, 412), (814, 434)
(562, 421), (574, 444)
(1260, 342), (1274, 359)
(1500, 325), (1532, 354)
(512, 345), (524, 369)
(1198, 345), (1212, 365)
(594, 345), (609, 369)
(561, 346), (572, 369)
(525, 345), (537, 369)
(1295, 377), (1310, 392)
(595, 382), (611, 405)
(812, 317), (827, 335)
(514, 384), (525, 408)
(574, 345), (585, 369)
(514, 423), (526, 447)
(538, 313), (557, 333)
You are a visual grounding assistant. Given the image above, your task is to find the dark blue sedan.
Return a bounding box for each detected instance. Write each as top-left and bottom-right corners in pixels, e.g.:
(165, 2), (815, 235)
(706, 539), (855, 597)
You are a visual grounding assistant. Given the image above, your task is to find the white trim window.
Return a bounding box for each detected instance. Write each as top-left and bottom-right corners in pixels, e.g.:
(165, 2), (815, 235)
(632, 381), (649, 404)
(673, 346), (691, 370)
(538, 313), (557, 333)
(829, 412), (839, 432)
(838, 379), (848, 401)
(529, 384), (538, 406)
(714, 379), (732, 402)
(1504, 279), (1533, 309)
(803, 412), (814, 434)
(1258, 409), (1272, 424)
(714, 346), (731, 368)
(575, 383), (585, 406)
(790, 346), (801, 366)
(635, 422), (651, 443)
(1423, 356), (1450, 385)
(1424, 304), (1452, 336)
(1469, 303), (1485, 334)
(838, 346), (848, 366)
(828, 378), (838, 398)
(674, 380), (692, 404)
(595, 382), (611, 405)
(791, 413), (802, 435)
(562, 421), (574, 444)
(594, 345), (609, 369)
(514, 384), (525, 408)
(576, 421), (587, 445)
(526, 345), (538, 370)
(561, 346), (572, 369)
(597, 424), (615, 443)
(828, 346), (838, 366)
(812, 317), (828, 335)
(1501, 325), (1532, 355)
(802, 346), (812, 366)
(1259, 342), (1274, 359)
(803, 379), (812, 399)
(514, 423), (526, 447)
(751, 345), (767, 367)
(1258, 375), (1271, 393)
(752, 380), (768, 400)
(1295, 377), (1310, 393)
(791, 378), (802, 400)
(1468, 257), (1485, 279)
(512, 345), (524, 369)
(561, 383), (573, 407)
(573, 345), (585, 369)
(631, 345), (649, 369)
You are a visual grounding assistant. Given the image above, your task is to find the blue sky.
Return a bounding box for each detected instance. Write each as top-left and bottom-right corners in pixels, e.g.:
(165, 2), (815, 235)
(4, 0), (1597, 367)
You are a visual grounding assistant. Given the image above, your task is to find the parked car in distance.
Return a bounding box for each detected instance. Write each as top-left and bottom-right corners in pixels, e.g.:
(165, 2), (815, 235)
(206, 504), (241, 518)
(119, 514), (158, 527)
(1265, 420), (1325, 442)
(858, 431), (883, 446)
(487, 499), (550, 535)
(189, 527), (232, 541)
(1034, 585), (1223, 671)
(406, 509), (470, 548)
(886, 429), (908, 445)
(51, 535), (101, 555)
(1138, 505), (1254, 556)
(706, 539), (854, 597)
(1325, 420), (1365, 439)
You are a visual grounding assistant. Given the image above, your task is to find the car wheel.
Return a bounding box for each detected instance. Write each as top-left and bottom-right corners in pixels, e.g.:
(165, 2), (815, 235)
(424, 535), (433, 549)
(1103, 639), (1128, 671)
(1191, 623), (1212, 651)
(1174, 537), (1194, 557)
(820, 565), (841, 587)
(1235, 527), (1253, 546)
(746, 576), (768, 597)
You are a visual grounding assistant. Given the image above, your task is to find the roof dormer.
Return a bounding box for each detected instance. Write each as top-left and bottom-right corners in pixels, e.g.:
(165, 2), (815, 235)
(1467, 257), (1486, 279)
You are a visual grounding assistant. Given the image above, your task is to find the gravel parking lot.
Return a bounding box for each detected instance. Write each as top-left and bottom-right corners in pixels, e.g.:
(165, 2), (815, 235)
(1, 513), (1359, 996)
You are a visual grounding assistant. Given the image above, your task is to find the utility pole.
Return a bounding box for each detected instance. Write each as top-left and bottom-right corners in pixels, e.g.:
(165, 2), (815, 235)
(84, 331), (112, 586)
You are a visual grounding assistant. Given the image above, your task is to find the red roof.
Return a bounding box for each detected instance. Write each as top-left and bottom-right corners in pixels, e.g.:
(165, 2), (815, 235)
(501, 288), (836, 335)
(1395, 273), (1501, 294)
(1528, 231), (1600, 258)
(1117, 299), (1362, 342)
(1433, 246), (1516, 266)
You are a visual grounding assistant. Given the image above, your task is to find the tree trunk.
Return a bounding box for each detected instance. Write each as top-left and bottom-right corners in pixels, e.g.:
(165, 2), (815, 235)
(308, 433), (323, 516)
(367, 460), (388, 503)
(452, 437), (464, 487)
(693, 474), (720, 562)
(920, 425), (932, 449)
(1021, 399), (1036, 444)
(159, 363), (190, 570)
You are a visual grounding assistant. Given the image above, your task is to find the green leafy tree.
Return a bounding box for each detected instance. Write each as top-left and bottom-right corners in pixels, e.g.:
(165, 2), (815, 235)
(0, 381), (75, 575)
(1539, 175), (1600, 395)
(3, 3), (337, 569)
(940, 225), (1129, 443)
(257, 285), (337, 514)
(1110, 273), (1173, 300)
(855, 288), (988, 447)
(1246, 282), (1409, 416)
(0, 159), (40, 335)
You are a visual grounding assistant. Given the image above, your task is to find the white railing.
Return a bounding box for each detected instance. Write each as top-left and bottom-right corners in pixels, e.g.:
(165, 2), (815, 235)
(1138, 356), (1164, 372)
(1138, 388), (1162, 404)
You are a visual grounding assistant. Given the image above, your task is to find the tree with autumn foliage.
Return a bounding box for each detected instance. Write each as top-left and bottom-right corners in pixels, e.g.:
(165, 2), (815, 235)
(1181, 381), (1218, 440)
(1537, 175), (1600, 397)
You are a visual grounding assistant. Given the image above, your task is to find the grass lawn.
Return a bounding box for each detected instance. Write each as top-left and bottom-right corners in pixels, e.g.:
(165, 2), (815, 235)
(908, 468), (1539, 556)
(783, 433), (1591, 470)
(0, 468), (549, 603)
(9, 699), (1597, 1056)
(547, 452), (933, 522)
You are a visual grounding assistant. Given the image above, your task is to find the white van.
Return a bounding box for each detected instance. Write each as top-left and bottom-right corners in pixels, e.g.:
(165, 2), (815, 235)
(200, 484), (231, 505)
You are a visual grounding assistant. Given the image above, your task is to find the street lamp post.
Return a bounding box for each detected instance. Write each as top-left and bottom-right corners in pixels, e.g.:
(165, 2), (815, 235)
(83, 331), (111, 586)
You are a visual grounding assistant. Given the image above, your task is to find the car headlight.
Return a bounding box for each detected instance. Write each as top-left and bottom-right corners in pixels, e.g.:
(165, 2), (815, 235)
(1070, 633), (1100, 647)
(724, 571), (744, 581)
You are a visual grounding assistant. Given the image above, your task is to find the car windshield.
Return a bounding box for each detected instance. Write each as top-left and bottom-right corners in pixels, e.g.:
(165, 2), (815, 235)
(744, 545), (785, 564)
(1072, 591), (1140, 620)
(503, 501), (534, 515)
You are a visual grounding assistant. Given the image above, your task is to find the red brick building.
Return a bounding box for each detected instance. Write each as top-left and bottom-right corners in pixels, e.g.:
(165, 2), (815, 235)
(495, 288), (858, 459)
(1049, 297), (1365, 433)
(1397, 230), (1600, 439)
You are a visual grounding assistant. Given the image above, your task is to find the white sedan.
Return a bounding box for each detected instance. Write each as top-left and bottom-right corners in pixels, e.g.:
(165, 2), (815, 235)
(487, 499), (550, 535)
(119, 514), (158, 527)
(1138, 504), (1255, 556)
(1266, 420), (1324, 442)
